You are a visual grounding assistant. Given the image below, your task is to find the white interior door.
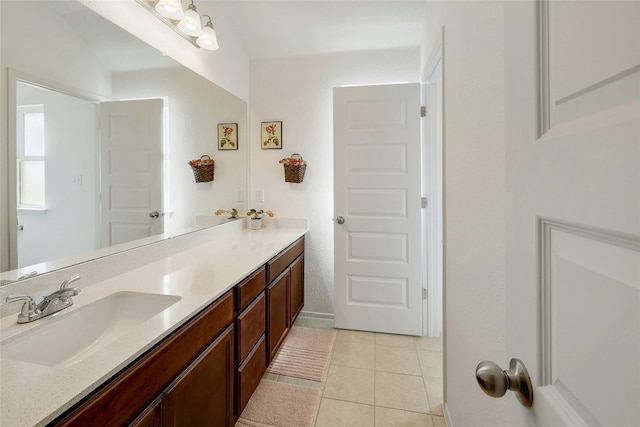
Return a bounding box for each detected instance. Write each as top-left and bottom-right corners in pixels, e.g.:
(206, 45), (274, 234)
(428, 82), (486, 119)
(333, 83), (423, 336)
(100, 99), (163, 247)
(502, 1), (639, 425)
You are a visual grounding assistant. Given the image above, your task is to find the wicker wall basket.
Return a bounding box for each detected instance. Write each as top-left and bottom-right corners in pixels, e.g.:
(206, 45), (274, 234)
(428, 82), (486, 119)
(282, 154), (306, 183)
(189, 155), (215, 183)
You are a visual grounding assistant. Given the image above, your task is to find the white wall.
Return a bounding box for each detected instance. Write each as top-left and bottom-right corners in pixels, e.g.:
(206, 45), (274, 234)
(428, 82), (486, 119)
(111, 68), (247, 233)
(421, 1), (507, 426)
(249, 48), (419, 315)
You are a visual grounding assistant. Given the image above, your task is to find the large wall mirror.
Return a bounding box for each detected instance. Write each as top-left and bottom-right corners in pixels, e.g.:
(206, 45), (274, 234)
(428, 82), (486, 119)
(0, 1), (248, 283)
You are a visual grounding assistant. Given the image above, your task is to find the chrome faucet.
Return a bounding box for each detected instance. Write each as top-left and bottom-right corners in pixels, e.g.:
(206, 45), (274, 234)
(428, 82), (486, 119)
(5, 275), (81, 323)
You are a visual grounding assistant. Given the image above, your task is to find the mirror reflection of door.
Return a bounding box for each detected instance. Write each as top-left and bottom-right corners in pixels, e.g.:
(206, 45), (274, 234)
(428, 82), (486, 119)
(16, 82), (98, 268)
(99, 99), (164, 247)
(15, 82), (164, 267)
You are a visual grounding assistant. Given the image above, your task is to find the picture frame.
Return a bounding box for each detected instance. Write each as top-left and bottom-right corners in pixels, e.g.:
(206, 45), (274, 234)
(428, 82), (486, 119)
(218, 123), (238, 150)
(261, 121), (282, 149)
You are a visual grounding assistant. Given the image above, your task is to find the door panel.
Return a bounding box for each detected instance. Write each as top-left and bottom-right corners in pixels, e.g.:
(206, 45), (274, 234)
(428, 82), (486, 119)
(333, 83), (422, 336)
(504, 1), (639, 425)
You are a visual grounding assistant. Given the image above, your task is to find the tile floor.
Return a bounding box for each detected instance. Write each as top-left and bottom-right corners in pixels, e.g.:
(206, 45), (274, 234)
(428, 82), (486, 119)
(264, 316), (445, 427)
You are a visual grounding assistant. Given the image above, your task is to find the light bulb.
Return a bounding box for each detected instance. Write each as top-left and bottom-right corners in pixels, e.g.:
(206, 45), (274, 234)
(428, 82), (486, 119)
(197, 23), (219, 50)
(177, 5), (202, 36)
(155, 0), (184, 20)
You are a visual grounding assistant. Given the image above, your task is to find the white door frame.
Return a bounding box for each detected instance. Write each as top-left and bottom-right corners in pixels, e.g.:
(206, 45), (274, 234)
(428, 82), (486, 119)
(421, 39), (444, 338)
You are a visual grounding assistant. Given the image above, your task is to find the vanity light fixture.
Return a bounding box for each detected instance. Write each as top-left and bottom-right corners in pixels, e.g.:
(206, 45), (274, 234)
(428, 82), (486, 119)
(197, 15), (219, 50)
(135, 0), (219, 50)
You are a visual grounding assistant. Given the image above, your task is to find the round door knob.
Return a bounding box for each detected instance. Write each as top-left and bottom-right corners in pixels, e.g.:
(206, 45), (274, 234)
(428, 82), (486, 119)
(336, 216), (345, 224)
(475, 358), (533, 407)
(149, 211), (160, 219)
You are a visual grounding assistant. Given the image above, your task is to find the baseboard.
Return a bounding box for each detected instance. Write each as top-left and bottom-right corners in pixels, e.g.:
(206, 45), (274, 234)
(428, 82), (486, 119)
(444, 402), (453, 427)
(299, 310), (334, 320)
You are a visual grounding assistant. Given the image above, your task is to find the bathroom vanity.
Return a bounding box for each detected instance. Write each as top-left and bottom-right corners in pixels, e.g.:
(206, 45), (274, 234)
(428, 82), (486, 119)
(0, 220), (306, 427)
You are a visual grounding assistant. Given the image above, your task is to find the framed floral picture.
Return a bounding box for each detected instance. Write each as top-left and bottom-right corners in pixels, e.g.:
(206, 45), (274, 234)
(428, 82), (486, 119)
(261, 121), (282, 149)
(218, 123), (238, 150)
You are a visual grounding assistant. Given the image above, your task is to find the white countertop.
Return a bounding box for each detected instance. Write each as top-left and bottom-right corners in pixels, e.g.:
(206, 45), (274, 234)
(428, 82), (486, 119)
(0, 225), (306, 427)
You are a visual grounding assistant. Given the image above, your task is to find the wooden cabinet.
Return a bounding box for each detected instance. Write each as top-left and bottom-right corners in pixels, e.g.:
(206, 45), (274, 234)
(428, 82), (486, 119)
(266, 236), (305, 363)
(52, 291), (235, 427)
(162, 326), (234, 427)
(50, 235), (304, 427)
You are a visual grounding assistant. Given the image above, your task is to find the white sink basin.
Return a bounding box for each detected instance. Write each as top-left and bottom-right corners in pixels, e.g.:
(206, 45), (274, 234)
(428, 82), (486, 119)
(1, 291), (181, 367)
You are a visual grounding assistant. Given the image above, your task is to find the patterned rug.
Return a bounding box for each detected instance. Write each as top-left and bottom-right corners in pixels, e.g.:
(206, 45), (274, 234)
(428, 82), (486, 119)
(266, 326), (336, 382)
(235, 380), (321, 427)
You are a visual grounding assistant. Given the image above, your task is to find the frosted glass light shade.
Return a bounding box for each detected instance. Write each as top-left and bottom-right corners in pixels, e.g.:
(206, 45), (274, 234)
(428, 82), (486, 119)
(177, 8), (203, 36)
(197, 24), (219, 50)
(155, 0), (184, 20)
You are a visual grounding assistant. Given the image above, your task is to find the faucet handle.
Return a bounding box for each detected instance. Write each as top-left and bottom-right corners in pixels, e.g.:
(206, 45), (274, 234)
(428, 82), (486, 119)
(5, 294), (37, 315)
(60, 274), (81, 290)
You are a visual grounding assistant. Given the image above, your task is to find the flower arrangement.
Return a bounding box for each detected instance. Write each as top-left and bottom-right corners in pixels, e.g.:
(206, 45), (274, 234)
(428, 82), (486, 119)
(279, 154), (307, 183)
(188, 156), (215, 167)
(215, 208), (238, 219)
(247, 209), (275, 220)
(279, 156), (306, 166)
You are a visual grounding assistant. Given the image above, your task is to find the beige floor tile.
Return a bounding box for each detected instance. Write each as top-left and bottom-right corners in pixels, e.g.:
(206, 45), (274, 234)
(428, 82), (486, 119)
(375, 333), (417, 349)
(336, 329), (376, 344)
(424, 376), (443, 416)
(315, 398), (374, 427)
(304, 317), (335, 329)
(330, 341), (375, 370)
(431, 415), (447, 427)
(374, 407), (434, 427)
(375, 371), (430, 413)
(417, 349), (443, 379)
(323, 365), (375, 405)
(414, 336), (443, 352)
(375, 346), (422, 376)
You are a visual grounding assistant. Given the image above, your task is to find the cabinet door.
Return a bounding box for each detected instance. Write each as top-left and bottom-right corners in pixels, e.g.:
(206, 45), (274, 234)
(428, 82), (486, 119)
(162, 325), (234, 427)
(129, 397), (161, 427)
(289, 254), (304, 324)
(267, 269), (290, 363)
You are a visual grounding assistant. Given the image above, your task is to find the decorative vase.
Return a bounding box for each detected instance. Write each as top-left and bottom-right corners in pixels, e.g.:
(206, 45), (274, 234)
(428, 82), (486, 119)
(249, 218), (263, 230)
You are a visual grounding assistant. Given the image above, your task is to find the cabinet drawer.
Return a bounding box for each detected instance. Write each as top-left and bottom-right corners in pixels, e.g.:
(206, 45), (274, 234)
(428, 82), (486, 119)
(237, 292), (265, 363)
(237, 267), (266, 311)
(53, 290), (235, 427)
(236, 335), (266, 417)
(267, 237), (304, 283)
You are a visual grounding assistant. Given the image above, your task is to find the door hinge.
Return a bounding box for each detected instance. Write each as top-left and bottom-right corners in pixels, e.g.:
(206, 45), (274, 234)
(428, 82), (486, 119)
(422, 288), (428, 300)
(421, 106), (427, 117)
(421, 197), (428, 208)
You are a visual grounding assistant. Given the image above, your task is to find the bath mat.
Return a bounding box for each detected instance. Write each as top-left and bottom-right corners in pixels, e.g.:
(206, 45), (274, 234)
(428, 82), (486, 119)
(235, 379), (321, 427)
(267, 326), (336, 382)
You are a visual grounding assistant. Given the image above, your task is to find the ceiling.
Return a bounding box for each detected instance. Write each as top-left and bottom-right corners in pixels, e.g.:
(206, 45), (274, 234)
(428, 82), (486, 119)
(210, 1), (426, 59)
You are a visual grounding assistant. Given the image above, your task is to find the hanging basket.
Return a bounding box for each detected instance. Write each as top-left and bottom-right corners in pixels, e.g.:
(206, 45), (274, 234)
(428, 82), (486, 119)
(189, 155), (215, 183)
(281, 153), (306, 183)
